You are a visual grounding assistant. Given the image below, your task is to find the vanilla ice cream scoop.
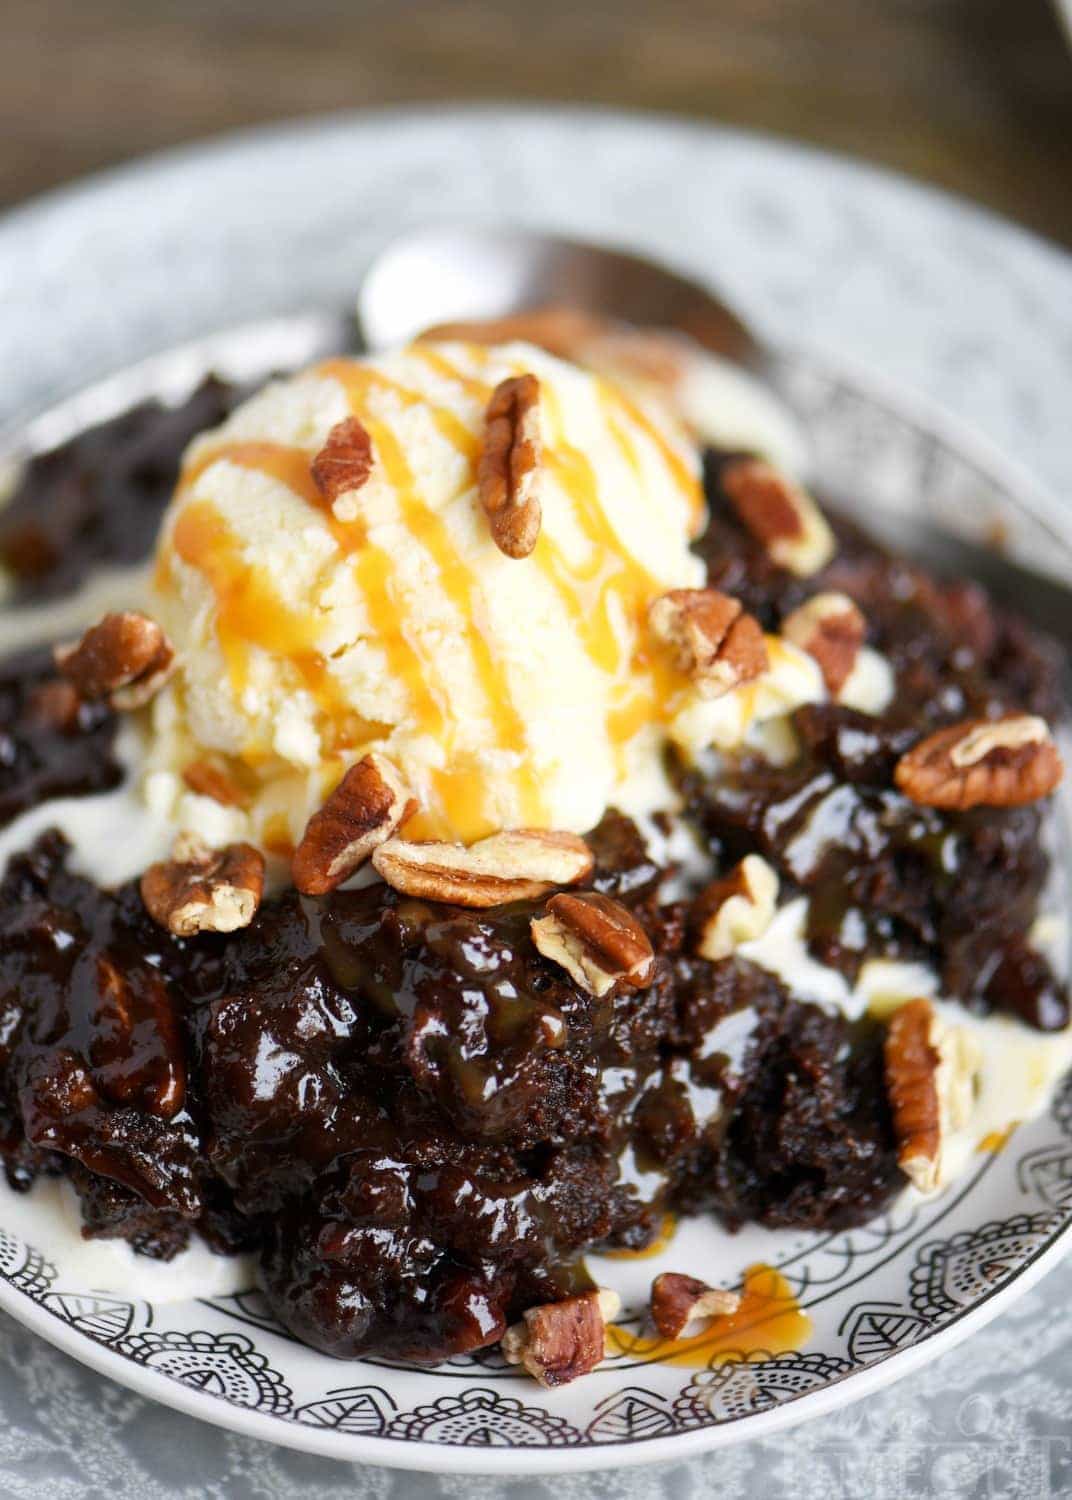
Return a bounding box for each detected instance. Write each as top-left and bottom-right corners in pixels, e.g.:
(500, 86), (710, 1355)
(147, 339), (729, 850)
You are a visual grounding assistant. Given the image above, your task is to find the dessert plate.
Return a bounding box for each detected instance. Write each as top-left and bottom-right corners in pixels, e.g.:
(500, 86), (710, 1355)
(2, 315), (1071, 1475)
(1, 108), (1071, 1476)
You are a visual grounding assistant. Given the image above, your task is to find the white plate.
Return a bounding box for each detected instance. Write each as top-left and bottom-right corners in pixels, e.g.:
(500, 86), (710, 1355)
(1, 108), (1071, 1477)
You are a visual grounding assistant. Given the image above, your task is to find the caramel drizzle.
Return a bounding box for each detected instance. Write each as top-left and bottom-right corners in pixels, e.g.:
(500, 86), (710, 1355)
(167, 498), (366, 754)
(404, 346), (702, 783)
(169, 367), (545, 835)
(603, 379), (706, 534)
(417, 345), (694, 683)
(319, 359), (543, 832)
(171, 443), (434, 765)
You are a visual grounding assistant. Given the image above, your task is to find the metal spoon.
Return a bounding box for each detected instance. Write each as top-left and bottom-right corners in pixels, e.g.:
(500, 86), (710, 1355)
(357, 225), (763, 367)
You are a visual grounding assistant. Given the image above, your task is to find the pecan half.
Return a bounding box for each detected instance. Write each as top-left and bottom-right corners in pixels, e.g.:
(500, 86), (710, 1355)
(311, 416), (374, 507)
(292, 752), (417, 895)
(884, 998), (981, 1194)
(781, 592), (865, 697)
(721, 458), (835, 576)
(895, 714), (1063, 809)
(54, 611), (176, 710)
(477, 373), (542, 559)
(648, 587), (767, 699)
(530, 891), (654, 997)
(650, 1272), (741, 1340)
(141, 834), (265, 937)
(501, 1287), (620, 1387)
(692, 854), (779, 961)
(372, 828), (592, 908)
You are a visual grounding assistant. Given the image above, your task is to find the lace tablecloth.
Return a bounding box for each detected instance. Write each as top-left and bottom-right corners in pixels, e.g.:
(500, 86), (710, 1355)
(2, 1257), (1071, 1498)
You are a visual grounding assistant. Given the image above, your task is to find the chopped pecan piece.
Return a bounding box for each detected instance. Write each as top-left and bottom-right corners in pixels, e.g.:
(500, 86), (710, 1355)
(531, 891), (654, 997)
(141, 834), (265, 937)
(54, 611), (176, 710)
(477, 373), (542, 559)
(884, 998), (981, 1194)
(781, 592), (866, 697)
(895, 714), (1063, 809)
(649, 587), (767, 699)
(372, 828), (592, 908)
(292, 752), (417, 895)
(311, 416), (374, 507)
(182, 756), (250, 808)
(692, 854), (779, 961)
(650, 1272), (741, 1340)
(721, 458), (835, 576)
(501, 1287), (620, 1387)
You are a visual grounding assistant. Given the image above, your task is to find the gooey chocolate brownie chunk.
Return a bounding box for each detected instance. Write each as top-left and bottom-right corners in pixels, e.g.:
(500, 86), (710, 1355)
(0, 820), (899, 1360)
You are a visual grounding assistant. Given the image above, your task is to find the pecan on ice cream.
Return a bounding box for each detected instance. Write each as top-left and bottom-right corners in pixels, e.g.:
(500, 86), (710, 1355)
(478, 373), (543, 558)
(692, 854), (779, 961)
(182, 756), (251, 809)
(292, 753), (417, 895)
(311, 416), (374, 508)
(884, 997), (981, 1194)
(781, 592), (866, 697)
(648, 587), (767, 699)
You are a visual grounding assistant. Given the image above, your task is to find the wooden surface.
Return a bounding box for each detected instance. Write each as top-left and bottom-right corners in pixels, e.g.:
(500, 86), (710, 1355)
(3, 0), (1072, 248)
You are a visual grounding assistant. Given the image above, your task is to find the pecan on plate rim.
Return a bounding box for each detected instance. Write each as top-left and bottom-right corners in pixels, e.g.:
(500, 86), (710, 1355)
(501, 1287), (620, 1387)
(650, 1272), (741, 1341)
